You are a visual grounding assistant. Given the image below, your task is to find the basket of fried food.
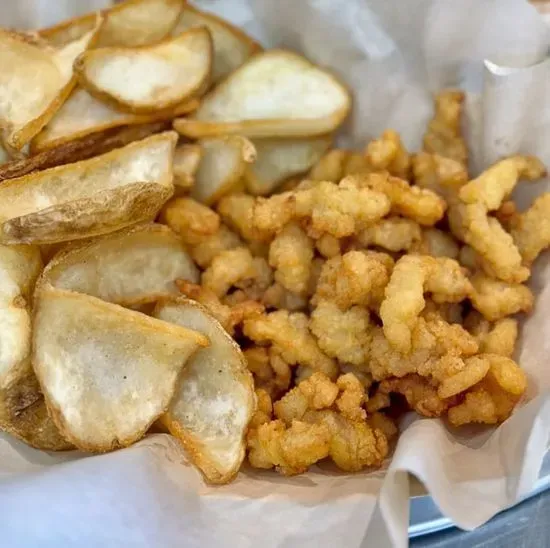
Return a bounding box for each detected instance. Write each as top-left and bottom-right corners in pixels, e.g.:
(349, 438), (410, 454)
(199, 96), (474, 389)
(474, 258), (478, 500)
(0, 0), (547, 486)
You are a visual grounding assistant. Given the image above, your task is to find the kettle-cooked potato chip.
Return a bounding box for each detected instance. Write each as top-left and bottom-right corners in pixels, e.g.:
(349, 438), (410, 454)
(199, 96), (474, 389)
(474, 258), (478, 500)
(98, 0), (185, 48)
(33, 285), (208, 452)
(245, 136), (332, 195)
(193, 136), (256, 205)
(30, 87), (198, 153)
(0, 244), (70, 450)
(41, 223), (199, 306)
(155, 298), (255, 484)
(171, 4), (261, 84)
(0, 131), (177, 245)
(75, 28), (213, 114)
(173, 143), (202, 192)
(174, 50), (351, 138)
(0, 17), (102, 150)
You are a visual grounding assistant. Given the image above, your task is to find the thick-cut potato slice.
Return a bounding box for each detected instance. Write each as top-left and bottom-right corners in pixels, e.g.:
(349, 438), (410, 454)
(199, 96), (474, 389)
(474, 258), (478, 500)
(173, 143), (202, 192)
(0, 18), (101, 150)
(30, 87), (198, 153)
(245, 136), (332, 195)
(0, 244), (70, 450)
(33, 286), (208, 452)
(75, 28), (213, 114)
(171, 4), (261, 84)
(98, 0), (185, 47)
(41, 223), (199, 306)
(0, 122), (170, 182)
(193, 136), (256, 205)
(39, 13), (102, 47)
(0, 131), (177, 245)
(155, 298), (255, 484)
(174, 50), (351, 138)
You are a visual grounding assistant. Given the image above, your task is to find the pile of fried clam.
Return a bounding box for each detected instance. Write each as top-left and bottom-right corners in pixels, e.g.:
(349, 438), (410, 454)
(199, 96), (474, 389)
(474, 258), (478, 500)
(0, 0), (548, 483)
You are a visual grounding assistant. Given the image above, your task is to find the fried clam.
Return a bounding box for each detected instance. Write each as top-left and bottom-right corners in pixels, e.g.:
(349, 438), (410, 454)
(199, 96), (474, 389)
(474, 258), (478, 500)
(172, 143), (202, 193)
(40, 223), (199, 306)
(174, 50), (351, 138)
(32, 285), (208, 451)
(0, 18), (101, 150)
(75, 27), (213, 114)
(0, 131), (177, 245)
(155, 298), (255, 484)
(171, 3), (261, 84)
(0, 244), (70, 450)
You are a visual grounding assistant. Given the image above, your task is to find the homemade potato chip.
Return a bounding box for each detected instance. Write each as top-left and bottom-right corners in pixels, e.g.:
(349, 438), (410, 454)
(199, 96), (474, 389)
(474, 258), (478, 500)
(0, 121), (170, 182)
(245, 137), (332, 196)
(0, 131), (177, 244)
(31, 87), (198, 153)
(171, 4), (261, 84)
(0, 244), (70, 450)
(39, 12), (102, 47)
(173, 143), (202, 192)
(33, 285), (208, 451)
(174, 50), (351, 138)
(41, 223), (199, 306)
(75, 28), (212, 114)
(0, 18), (101, 149)
(193, 136), (256, 205)
(98, 0), (185, 48)
(155, 298), (255, 484)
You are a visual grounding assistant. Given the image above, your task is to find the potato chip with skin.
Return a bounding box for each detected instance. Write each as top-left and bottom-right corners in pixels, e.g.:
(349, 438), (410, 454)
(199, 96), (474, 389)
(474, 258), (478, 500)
(33, 285), (208, 452)
(171, 4), (261, 84)
(41, 223), (199, 306)
(173, 143), (202, 192)
(0, 131), (177, 245)
(245, 136), (332, 196)
(155, 298), (255, 484)
(174, 50), (351, 138)
(30, 87), (198, 153)
(0, 18), (102, 150)
(98, 0), (185, 48)
(0, 243), (70, 450)
(0, 121), (170, 182)
(193, 136), (256, 205)
(39, 12), (101, 47)
(75, 28), (213, 114)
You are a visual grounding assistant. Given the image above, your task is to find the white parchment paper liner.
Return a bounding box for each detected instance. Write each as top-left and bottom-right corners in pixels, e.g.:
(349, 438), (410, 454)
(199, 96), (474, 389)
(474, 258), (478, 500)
(0, 1), (550, 546)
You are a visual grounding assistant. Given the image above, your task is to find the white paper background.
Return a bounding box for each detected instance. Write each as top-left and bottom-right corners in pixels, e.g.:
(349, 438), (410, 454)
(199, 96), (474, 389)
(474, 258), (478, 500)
(1, 1), (550, 547)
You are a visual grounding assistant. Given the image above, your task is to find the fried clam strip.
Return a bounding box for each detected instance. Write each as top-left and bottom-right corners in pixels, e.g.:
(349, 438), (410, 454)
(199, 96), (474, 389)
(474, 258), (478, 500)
(365, 129), (411, 179)
(369, 315), (479, 381)
(252, 179), (391, 238)
(155, 298), (255, 484)
(0, 19), (102, 150)
(33, 286), (208, 451)
(201, 247), (273, 300)
(74, 27), (213, 114)
(312, 250), (393, 313)
(510, 192), (550, 266)
(243, 310), (339, 379)
(176, 280), (263, 337)
(454, 155), (546, 283)
(423, 89), (468, 165)
(357, 217), (422, 252)
(355, 172), (447, 226)
(469, 273), (533, 321)
(39, 223), (199, 306)
(412, 228), (460, 259)
(247, 373), (391, 475)
(0, 244), (70, 450)
(244, 346), (292, 400)
(447, 354), (527, 426)
(308, 149), (371, 182)
(379, 255), (472, 353)
(464, 311), (518, 358)
(412, 151), (468, 199)
(0, 132), (177, 245)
